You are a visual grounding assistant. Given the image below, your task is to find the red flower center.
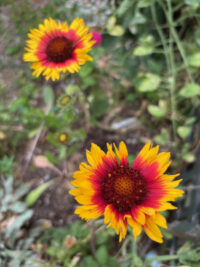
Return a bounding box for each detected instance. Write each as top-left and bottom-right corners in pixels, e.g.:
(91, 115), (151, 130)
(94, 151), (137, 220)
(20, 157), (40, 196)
(102, 166), (147, 213)
(46, 36), (73, 63)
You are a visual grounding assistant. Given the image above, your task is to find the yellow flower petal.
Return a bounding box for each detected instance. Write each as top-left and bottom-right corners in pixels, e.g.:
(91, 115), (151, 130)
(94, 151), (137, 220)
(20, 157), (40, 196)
(153, 212), (167, 229)
(114, 141), (128, 163)
(144, 216), (163, 243)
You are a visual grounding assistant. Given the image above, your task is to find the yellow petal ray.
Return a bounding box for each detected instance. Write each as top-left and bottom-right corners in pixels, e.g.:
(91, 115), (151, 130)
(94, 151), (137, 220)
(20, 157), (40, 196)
(161, 173), (180, 181)
(104, 205), (127, 242)
(75, 195), (92, 205)
(114, 141), (128, 163)
(90, 143), (105, 166)
(140, 207), (155, 216)
(134, 209), (146, 225)
(125, 215), (142, 241)
(145, 145), (159, 164)
(153, 212), (167, 229)
(75, 205), (102, 221)
(158, 202), (177, 211)
(104, 205), (119, 233)
(71, 179), (92, 190)
(137, 142), (151, 159)
(144, 216), (163, 243)
(106, 143), (117, 162)
(69, 188), (93, 197)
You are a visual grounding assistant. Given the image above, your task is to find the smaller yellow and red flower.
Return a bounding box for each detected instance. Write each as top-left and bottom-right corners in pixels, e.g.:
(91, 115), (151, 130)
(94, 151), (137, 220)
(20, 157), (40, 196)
(24, 18), (95, 81)
(58, 132), (69, 144)
(70, 142), (184, 243)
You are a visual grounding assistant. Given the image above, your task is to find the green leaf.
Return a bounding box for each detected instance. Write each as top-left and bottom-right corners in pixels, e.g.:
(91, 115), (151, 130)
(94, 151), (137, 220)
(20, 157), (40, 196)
(65, 84), (80, 94)
(148, 100), (167, 118)
(8, 202), (26, 213)
(134, 46), (154, 56)
(132, 12), (147, 24)
(139, 34), (155, 46)
(154, 128), (170, 145)
(79, 62), (93, 78)
(106, 16), (116, 30)
(43, 86), (54, 106)
(91, 97), (109, 119)
(117, 0), (135, 16)
(138, 0), (152, 8)
(83, 256), (99, 267)
(177, 126), (191, 139)
(179, 83), (200, 97)
(108, 25), (125, 36)
(195, 29), (200, 46)
(107, 257), (119, 267)
(183, 152), (196, 163)
(185, 0), (200, 6)
(188, 52), (200, 67)
(136, 73), (161, 92)
(82, 76), (96, 89)
(6, 210), (33, 238)
(96, 246), (108, 264)
(128, 21), (138, 34)
(145, 255), (179, 266)
(185, 117), (196, 125)
(178, 241), (200, 266)
(25, 181), (53, 206)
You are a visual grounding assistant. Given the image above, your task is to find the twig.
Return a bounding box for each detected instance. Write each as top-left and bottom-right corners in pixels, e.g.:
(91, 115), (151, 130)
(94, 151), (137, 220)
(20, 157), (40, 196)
(22, 104), (52, 177)
(180, 184), (200, 191)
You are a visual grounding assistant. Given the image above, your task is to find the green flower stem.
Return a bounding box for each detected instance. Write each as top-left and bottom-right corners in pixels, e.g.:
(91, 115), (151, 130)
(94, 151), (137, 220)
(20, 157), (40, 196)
(131, 233), (143, 267)
(151, 1), (177, 142)
(165, 0), (194, 83)
(131, 235), (137, 267)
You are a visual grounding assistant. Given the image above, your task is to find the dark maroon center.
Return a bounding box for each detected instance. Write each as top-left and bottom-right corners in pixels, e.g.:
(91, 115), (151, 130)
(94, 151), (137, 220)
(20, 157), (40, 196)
(102, 166), (147, 213)
(46, 36), (73, 63)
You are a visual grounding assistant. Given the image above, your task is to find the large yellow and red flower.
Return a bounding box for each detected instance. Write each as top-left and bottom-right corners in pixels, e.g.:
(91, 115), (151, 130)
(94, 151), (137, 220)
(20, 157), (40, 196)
(24, 18), (94, 81)
(70, 142), (184, 243)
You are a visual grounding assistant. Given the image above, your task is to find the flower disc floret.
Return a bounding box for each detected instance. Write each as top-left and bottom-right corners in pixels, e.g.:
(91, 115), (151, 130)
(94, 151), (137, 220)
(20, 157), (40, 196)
(46, 36), (73, 63)
(102, 167), (147, 213)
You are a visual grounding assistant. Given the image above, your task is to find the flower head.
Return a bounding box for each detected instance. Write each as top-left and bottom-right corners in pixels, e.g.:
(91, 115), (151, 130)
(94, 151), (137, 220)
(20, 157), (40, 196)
(58, 132), (69, 144)
(70, 142), (184, 243)
(58, 95), (71, 107)
(24, 18), (95, 81)
(91, 31), (102, 47)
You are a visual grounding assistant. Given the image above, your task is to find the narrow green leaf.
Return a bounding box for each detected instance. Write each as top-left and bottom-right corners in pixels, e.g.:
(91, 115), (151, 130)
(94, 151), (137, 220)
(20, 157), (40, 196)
(117, 0), (135, 16)
(138, 0), (152, 8)
(25, 181), (53, 206)
(43, 86), (54, 106)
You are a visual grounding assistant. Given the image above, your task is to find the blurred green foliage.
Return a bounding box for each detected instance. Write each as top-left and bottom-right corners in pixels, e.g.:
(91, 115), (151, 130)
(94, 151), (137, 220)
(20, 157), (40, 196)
(0, 0), (200, 266)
